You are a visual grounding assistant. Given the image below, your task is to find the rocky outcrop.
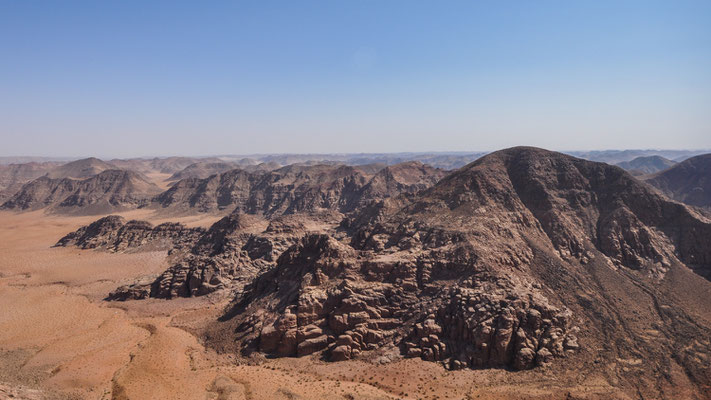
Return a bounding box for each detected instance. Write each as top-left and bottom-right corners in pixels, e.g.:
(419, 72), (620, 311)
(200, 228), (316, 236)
(55, 215), (205, 252)
(223, 233), (577, 371)
(407, 286), (578, 370)
(62, 212), (311, 300)
(107, 254), (258, 300)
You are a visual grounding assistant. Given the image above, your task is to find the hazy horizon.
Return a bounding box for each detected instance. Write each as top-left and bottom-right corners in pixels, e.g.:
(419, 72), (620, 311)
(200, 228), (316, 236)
(2, 1), (710, 157)
(2, 148), (710, 163)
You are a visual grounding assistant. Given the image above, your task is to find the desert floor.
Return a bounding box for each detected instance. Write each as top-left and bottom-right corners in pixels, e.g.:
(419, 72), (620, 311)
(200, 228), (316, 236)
(0, 210), (626, 400)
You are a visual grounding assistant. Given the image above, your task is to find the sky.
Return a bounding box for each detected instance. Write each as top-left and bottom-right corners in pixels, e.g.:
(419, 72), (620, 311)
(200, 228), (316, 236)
(1, 0), (710, 158)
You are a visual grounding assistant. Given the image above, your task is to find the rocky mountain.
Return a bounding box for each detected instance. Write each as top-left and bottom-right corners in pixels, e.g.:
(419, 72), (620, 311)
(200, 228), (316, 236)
(56, 147), (711, 398)
(645, 153), (711, 209)
(215, 147), (711, 397)
(1, 169), (162, 214)
(155, 162), (446, 216)
(0, 161), (61, 202)
(45, 157), (116, 179)
(616, 155), (676, 175)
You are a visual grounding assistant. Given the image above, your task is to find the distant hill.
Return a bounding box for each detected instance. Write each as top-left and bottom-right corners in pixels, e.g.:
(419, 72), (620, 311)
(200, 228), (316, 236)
(645, 153), (711, 208)
(45, 157), (116, 179)
(1, 169), (162, 214)
(567, 149), (708, 164)
(155, 162), (446, 215)
(615, 155), (676, 175)
(228, 152), (486, 170)
(167, 162), (240, 181)
(0, 156), (74, 165)
(108, 156), (229, 175)
(167, 161), (285, 182)
(0, 162), (61, 202)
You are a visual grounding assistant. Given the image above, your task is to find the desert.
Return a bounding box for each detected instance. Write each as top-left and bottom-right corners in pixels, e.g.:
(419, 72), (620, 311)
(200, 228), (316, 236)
(2, 2), (711, 399)
(1, 147), (711, 400)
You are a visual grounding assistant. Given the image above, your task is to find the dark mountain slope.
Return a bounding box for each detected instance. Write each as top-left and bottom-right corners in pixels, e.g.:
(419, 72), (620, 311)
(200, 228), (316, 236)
(645, 153), (711, 209)
(1, 170), (162, 214)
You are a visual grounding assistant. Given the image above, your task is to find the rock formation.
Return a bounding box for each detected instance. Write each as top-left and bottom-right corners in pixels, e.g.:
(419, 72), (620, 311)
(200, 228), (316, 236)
(58, 212), (313, 300)
(55, 215), (205, 252)
(225, 233), (577, 371)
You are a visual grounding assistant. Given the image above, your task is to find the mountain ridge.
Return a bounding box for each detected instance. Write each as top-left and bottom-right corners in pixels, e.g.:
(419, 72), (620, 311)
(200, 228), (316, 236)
(1, 169), (162, 214)
(55, 146), (711, 398)
(616, 155), (677, 175)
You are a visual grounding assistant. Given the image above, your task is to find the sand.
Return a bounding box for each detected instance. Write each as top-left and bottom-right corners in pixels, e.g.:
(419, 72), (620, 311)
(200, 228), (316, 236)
(0, 210), (625, 400)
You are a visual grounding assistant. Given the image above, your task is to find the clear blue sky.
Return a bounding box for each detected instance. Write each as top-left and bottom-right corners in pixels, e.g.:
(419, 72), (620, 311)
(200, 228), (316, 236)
(1, 0), (710, 157)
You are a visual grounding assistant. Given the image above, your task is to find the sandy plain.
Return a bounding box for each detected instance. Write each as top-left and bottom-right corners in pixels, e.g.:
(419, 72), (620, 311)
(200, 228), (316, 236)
(0, 208), (628, 400)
